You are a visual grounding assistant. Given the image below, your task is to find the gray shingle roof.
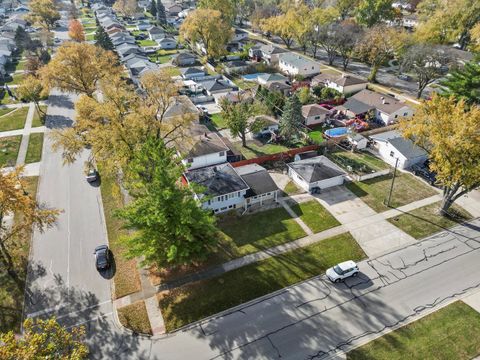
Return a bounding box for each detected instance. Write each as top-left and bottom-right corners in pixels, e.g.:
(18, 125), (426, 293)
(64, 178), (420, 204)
(287, 156), (346, 183)
(388, 137), (427, 159)
(236, 164), (278, 197)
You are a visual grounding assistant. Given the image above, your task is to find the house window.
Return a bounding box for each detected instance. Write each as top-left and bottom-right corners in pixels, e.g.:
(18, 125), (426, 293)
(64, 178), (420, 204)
(315, 116), (320, 120)
(390, 151), (395, 157)
(237, 192), (240, 196)
(395, 115), (398, 118)
(219, 151), (225, 157)
(187, 158), (193, 163)
(207, 200), (211, 205)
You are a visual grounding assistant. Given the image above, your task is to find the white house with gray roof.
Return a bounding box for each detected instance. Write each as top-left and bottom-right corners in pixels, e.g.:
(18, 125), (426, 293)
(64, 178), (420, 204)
(369, 130), (427, 169)
(278, 53), (321, 77)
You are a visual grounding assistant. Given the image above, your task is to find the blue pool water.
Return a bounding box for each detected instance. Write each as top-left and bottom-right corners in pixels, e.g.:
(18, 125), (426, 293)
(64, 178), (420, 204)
(242, 73), (268, 81)
(325, 127), (348, 137)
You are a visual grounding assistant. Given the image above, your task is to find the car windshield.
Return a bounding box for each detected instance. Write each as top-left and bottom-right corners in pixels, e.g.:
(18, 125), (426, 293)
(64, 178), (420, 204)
(333, 265), (343, 275)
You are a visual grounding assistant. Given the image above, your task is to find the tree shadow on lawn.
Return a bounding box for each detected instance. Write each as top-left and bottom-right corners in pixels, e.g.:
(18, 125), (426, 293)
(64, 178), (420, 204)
(24, 262), (155, 359)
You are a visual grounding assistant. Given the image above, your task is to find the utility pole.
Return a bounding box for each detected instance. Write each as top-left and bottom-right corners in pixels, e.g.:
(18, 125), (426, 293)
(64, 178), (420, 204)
(386, 157), (399, 207)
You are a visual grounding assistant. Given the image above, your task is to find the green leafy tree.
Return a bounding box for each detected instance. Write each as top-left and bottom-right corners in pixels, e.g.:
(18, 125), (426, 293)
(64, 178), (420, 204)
(156, 0), (166, 25)
(198, 0), (235, 24)
(336, 0), (360, 19)
(26, 0), (61, 31)
(355, 0), (396, 28)
(94, 23), (114, 51)
(256, 86), (285, 117)
(150, 0), (157, 18)
(399, 95), (480, 214)
(117, 137), (218, 268)
(280, 94), (304, 144)
(440, 60), (480, 105)
(297, 87), (314, 105)
(0, 317), (88, 359)
(220, 97), (266, 147)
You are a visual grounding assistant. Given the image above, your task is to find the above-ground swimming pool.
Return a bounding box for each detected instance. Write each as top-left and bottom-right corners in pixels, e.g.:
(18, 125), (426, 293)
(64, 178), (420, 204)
(324, 127), (349, 138)
(242, 73), (268, 81)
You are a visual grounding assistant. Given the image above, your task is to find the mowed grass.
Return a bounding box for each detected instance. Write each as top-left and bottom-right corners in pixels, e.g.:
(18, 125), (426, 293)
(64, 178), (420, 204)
(284, 180), (303, 195)
(5, 73), (25, 85)
(0, 135), (22, 166)
(138, 39), (157, 46)
(25, 133), (44, 164)
(238, 140), (290, 159)
(218, 207), (306, 257)
(159, 232), (365, 331)
(0, 177), (38, 332)
(348, 301), (480, 360)
(31, 106), (47, 128)
(0, 106), (28, 131)
(99, 171), (141, 298)
(346, 172), (438, 213)
(117, 300), (152, 335)
(209, 113), (227, 129)
(290, 200), (340, 233)
(162, 66), (181, 77)
(388, 202), (472, 239)
(328, 150), (389, 175)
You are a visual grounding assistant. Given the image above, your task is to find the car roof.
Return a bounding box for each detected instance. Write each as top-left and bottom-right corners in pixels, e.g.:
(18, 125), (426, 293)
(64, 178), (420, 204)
(338, 260), (357, 270)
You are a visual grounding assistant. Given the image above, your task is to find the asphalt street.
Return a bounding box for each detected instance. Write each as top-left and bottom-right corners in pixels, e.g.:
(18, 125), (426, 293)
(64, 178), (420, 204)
(22, 10), (480, 360)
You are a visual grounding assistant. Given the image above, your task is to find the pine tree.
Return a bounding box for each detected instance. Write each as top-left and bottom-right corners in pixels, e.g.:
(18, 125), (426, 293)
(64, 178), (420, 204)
(150, 0), (157, 17)
(94, 24), (114, 51)
(279, 94), (304, 144)
(117, 136), (218, 268)
(156, 0), (167, 26)
(440, 60), (480, 105)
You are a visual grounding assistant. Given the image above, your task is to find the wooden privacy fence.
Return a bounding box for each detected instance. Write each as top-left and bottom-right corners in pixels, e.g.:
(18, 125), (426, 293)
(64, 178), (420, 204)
(231, 144), (323, 167)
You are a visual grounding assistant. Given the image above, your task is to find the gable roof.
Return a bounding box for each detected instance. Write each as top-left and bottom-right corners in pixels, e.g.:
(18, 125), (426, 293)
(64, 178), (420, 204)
(180, 128), (229, 158)
(185, 163), (249, 197)
(313, 73), (367, 87)
(181, 67), (205, 76)
(287, 156), (346, 183)
(370, 130), (427, 159)
(257, 73), (288, 83)
(302, 104), (331, 118)
(260, 44), (288, 56)
(336, 97), (375, 115)
(279, 53), (317, 68)
(351, 89), (410, 115)
(235, 164), (278, 196)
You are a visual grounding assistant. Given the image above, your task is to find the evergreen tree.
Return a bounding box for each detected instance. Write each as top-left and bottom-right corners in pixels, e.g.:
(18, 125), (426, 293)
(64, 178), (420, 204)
(440, 60), (480, 105)
(150, 0), (157, 17)
(94, 24), (114, 51)
(156, 0), (167, 26)
(117, 137), (218, 268)
(279, 94), (304, 144)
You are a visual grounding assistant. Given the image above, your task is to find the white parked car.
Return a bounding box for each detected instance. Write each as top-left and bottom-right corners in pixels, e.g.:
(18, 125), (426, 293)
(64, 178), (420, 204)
(326, 260), (359, 283)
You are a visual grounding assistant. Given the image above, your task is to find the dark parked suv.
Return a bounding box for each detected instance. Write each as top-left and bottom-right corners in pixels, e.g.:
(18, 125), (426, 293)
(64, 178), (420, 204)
(411, 161), (437, 185)
(94, 245), (111, 271)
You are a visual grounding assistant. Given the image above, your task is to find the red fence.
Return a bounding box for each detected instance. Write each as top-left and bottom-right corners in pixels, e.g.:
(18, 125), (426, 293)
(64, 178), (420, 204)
(231, 144), (321, 167)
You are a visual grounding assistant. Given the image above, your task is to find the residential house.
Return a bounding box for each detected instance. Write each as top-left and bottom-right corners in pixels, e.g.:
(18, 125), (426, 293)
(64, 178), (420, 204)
(181, 67), (205, 80)
(311, 73), (367, 95)
(166, 4), (183, 16)
(265, 81), (291, 96)
(301, 104), (332, 126)
(335, 89), (414, 125)
(199, 78), (237, 96)
(278, 53), (321, 77)
(184, 163), (250, 214)
(287, 156), (347, 192)
(251, 115), (279, 136)
(258, 44), (289, 65)
(369, 130), (427, 169)
(232, 28), (248, 42)
(137, 19), (151, 31)
(257, 72), (288, 85)
(117, 43), (142, 58)
(223, 60), (250, 75)
(347, 134), (368, 150)
(235, 164), (279, 207)
(156, 37), (177, 49)
(173, 52), (196, 66)
(148, 26), (165, 41)
(164, 95), (200, 122)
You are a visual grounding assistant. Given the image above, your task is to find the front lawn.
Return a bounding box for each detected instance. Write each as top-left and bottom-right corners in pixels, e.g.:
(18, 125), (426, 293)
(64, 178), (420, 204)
(0, 91), (19, 105)
(0, 177), (38, 332)
(346, 173), (438, 213)
(328, 150), (389, 175)
(210, 113), (227, 129)
(86, 33), (96, 41)
(0, 135), (22, 166)
(388, 202), (472, 239)
(218, 207), (306, 257)
(117, 301), (152, 335)
(348, 301), (480, 360)
(0, 107), (28, 132)
(290, 200), (340, 233)
(5, 73), (25, 85)
(148, 54), (172, 64)
(284, 180), (303, 195)
(31, 106), (47, 128)
(99, 170), (141, 299)
(159, 232), (365, 331)
(25, 133), (44, 164)
(138, 39), (157, 47)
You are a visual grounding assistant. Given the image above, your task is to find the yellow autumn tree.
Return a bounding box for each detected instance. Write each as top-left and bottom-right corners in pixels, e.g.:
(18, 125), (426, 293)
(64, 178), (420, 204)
(26, 0), (60, 31)
(399, 95), (480, 214)
(40, 42), (122, 97)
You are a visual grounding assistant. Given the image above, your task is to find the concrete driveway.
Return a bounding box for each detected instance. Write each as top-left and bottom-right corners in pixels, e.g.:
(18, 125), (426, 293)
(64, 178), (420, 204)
(314, 186), (416, 257)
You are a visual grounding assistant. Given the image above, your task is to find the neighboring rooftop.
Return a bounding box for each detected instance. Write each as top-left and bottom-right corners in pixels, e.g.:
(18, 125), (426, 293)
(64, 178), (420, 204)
(287, 156), (346, 183)
(313, 73), (367, 87)
(351, 89), (409, 114)
(235, 164), (278, 197)
(302, 104), (331, 118)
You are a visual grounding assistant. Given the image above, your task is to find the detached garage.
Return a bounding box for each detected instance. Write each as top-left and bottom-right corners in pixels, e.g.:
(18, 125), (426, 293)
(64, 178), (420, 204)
(287, 156), (347, 192)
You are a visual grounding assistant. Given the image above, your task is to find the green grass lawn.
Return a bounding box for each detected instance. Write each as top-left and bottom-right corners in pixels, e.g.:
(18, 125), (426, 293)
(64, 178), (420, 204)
(348, 301), (480, 360)
(131, 30), (148, 36)
(5, 73), (25, 85)
(0, 135), (22, 166)
(99, 170), (142, 299)
(346, 173), (438, 213)
(210, 113), (227, 129)
(25, 133), (44, 164)
(308, 125), (325, 144)
(0, 91), (20, 105)
(284, 180), (303, 195)
(0, 177), (38, 332)
(31, 106), (47, 128)
(148, 54), (172, 64)
(0, 107), (28, 132)
(290, 200), (340, 233)
(117, 301), (152, 335)
(388, 202), (472, 239)
(138, 39), (157, 47)
(159, 232), (365, 331)
(86, 33), (96, 41)
(217, 207), (306, 257)
(237, 140), (290, 159)
(328, 150), (389, 175)
(0, 107), (15, 117)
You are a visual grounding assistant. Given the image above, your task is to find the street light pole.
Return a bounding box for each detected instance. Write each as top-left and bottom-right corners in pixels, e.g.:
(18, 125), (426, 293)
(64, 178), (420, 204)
(386, 157), (399, 207)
